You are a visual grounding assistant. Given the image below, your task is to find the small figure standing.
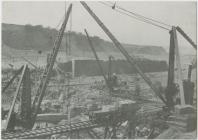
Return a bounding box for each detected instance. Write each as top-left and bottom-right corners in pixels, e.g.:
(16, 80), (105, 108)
(135, 77), (141, 96)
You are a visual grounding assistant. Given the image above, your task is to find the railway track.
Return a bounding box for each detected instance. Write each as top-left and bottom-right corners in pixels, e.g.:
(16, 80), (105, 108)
(2, 121), (99, 139)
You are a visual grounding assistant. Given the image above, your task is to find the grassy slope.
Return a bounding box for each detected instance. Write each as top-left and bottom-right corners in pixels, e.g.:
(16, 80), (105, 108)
(2, 23), (167, 56)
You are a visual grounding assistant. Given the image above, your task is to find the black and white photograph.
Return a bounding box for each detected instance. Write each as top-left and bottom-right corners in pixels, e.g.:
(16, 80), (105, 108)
(1, 1), (197, 139)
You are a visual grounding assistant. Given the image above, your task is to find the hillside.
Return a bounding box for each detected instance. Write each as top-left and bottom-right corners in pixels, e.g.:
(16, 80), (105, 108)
(2, 23), (167, 56)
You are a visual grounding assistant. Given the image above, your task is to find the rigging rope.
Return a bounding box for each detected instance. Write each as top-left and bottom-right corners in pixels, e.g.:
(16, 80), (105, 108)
(99, 2), (170, 31)
(107, 1), (172, 28)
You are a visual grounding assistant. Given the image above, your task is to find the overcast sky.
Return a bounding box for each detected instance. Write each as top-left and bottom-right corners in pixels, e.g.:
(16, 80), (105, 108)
(2, 1), (197, 55)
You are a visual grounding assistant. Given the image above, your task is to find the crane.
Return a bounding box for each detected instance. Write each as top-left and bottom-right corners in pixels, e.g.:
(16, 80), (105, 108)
(80, 1), (167, 105)
(30, 4), (72, 127)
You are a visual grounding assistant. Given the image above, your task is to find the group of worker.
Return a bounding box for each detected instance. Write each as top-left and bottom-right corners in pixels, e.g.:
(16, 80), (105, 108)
(108, 73), (141, 96)
(135, 126), (151, 138)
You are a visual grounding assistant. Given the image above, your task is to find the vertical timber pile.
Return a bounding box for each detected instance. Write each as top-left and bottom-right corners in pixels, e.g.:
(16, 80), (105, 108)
(108, 56), (113, 80)
(80, 1), (167, 105)
(183, 64), (194, 105)
(187, 65), (192, 81)
(21, 65), (32, 129)
(72, 59), (75, 78)
(31, 4), (72, 127)
(173, 27), (185, 105)
(166, 27), (176, 108)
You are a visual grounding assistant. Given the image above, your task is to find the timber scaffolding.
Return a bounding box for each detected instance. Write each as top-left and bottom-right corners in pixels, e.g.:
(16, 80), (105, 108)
(1, 1), (197, 139)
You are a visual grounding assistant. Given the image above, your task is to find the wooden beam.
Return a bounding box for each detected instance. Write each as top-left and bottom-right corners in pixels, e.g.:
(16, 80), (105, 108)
(176, 26), (197, 50)
(2, 66), (24, 93)
(21, 57), (38, 69)
(5, 65), (27, 131)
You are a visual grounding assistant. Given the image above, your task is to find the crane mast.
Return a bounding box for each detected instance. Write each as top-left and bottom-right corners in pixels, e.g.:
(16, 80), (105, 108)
(30, 4), (72, 127)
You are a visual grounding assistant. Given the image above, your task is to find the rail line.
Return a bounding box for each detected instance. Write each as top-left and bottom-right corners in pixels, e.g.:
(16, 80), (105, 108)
(2, 121), (99, 139)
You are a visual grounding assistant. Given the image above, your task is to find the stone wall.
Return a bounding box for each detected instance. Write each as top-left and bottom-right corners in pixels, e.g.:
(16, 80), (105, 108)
(58, 59), (168, 77)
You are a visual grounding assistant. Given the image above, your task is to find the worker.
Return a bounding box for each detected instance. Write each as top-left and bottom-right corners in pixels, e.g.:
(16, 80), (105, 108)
(51, 135), (57, 139)
(135, 126), (140, 137)
(1, 107), (8, 120)
(112, 73), (118, 87)
(108, 73), (118, 92)
(135, 77), (141, 96)
(165, 83), (179, 108)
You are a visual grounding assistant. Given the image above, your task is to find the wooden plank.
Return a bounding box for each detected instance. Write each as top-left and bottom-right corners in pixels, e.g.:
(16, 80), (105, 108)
(36, 114), (68, 123)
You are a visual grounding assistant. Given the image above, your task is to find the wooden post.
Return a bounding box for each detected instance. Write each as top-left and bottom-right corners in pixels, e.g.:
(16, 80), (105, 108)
(173, 26), (185, 105)
(111, 125), (117, 138)
(108, 56), (112, 80)
(76, 130), (80, 139)
(104, 126), (109, 138)
(127, 121), (133, 138)
(188, 65), (192, 81)
(72, 59), (75, 78)
(166, 28), (175, 108)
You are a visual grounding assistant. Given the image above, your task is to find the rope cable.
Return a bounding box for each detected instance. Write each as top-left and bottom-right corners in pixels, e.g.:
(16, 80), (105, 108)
(107, 1), (172, 28)
(99, 2), (170, 31)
